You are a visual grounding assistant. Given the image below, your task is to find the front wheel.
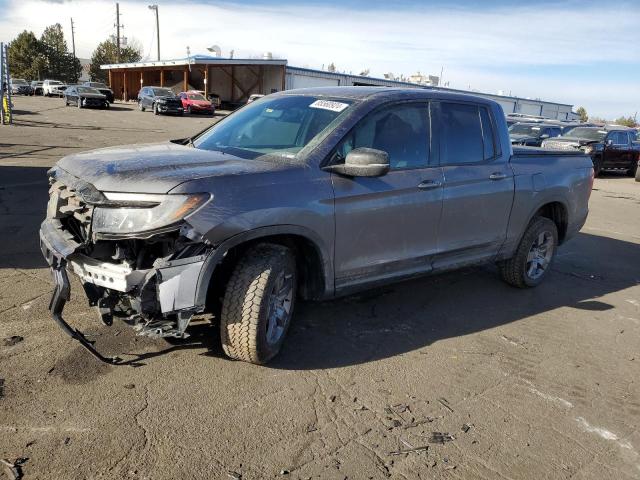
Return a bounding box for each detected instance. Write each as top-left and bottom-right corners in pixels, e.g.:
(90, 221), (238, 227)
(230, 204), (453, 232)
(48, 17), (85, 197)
(592, 156), (602, 177)
(138, 101), (145, 112)
(220, 244), (297, 364)
(499, 217), (558, 288)
(187, 105), (192, 114)
(626, 162), (638, 178)
(153, 103), (159, 115)
(77, 98), (82, 109)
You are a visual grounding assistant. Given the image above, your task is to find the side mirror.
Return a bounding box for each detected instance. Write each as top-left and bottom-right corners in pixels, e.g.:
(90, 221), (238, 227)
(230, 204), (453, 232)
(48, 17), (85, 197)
(606, 139), (613, 147)
(540, 134), (550, 139)
(325, 148), (390, 177)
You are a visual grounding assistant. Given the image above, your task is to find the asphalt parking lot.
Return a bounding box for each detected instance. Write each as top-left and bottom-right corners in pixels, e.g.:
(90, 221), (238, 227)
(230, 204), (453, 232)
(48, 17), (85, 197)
(1, 96), (639, 480)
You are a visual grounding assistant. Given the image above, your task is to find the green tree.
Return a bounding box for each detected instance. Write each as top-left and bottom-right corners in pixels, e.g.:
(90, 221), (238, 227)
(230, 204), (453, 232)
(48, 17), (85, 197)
(613, 116), (637, 128)
(89, 39), (142, 83)
(39, 23), (80, 82)
(576, 106), (588, 122)
(7, 30), (43, 80)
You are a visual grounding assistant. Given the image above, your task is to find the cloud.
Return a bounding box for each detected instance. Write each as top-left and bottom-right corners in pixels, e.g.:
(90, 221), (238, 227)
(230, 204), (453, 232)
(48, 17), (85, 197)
(1, 0), (638, 117)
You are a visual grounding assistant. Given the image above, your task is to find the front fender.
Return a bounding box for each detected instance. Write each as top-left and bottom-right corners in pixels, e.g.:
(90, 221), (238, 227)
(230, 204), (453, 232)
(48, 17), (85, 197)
(193, 225), (334, 308)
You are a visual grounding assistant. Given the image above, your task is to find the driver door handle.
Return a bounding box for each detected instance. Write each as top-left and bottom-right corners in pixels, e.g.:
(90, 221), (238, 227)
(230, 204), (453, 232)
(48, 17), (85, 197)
(417, 180), (442, 190)
(489, 172), (507, 180)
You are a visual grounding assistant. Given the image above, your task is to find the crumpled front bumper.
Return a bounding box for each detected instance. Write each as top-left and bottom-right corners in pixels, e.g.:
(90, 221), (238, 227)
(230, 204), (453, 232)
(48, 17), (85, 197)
(39, 219), (209, 364)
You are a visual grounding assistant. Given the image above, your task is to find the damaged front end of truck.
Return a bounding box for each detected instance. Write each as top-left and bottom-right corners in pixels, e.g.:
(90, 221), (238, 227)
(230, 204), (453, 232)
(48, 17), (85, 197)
(39, 167), (214, 364)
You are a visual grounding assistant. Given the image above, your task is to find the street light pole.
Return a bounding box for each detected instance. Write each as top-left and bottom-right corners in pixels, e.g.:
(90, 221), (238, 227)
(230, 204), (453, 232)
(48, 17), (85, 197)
(148, 5), (160, 61)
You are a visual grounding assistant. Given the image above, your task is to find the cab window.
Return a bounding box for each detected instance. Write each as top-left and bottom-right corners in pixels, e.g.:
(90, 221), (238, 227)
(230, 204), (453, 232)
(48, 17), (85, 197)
(335, 103), (430, 170)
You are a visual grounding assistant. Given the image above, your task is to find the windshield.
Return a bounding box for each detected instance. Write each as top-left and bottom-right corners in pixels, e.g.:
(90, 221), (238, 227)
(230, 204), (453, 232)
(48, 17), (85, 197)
(509, 124), (543, 136)
(78, 87), (101, 94)
(50, 81), (62, 85)
(89, 82), (107, 88)
(194, 95), (353, 161)
(563, 128), (607, 141)
(188, 93), (206, 100)
(152, 88), (174, 97)
(13, 79), (27, 85)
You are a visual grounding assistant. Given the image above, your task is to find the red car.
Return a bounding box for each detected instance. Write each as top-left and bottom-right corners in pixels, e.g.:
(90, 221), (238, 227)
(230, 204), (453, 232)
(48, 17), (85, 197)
(178, 91), (214, 115)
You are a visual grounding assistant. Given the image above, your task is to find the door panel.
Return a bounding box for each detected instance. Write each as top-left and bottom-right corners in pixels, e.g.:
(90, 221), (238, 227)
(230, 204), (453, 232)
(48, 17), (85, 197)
(331, 101), (443, 288)
(433, 101), (514, 270)
(333, 168), (443, 286)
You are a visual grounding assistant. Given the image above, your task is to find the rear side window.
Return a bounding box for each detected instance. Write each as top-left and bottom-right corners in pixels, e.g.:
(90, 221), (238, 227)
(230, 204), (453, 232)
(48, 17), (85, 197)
(479, 107), (495, 160)
(440, 102), (489, 165)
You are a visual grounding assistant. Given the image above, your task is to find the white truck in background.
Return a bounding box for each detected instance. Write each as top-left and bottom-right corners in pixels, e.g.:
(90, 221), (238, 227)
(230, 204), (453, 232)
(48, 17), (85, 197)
(42, 79), (68, 97)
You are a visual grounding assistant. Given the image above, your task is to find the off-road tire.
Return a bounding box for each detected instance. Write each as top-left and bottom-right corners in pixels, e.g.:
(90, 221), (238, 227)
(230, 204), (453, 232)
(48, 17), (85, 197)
(220, 244), (296, 364)
(499, 216), (558, 288)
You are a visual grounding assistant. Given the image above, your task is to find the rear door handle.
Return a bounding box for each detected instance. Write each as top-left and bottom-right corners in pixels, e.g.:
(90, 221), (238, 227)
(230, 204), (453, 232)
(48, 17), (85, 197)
(489, 173), (507, 180)
(417, 180), (442, 190)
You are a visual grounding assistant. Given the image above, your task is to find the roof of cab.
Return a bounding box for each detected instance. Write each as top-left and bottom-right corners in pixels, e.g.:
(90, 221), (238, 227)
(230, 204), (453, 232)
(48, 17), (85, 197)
(278, 86), (499, 105)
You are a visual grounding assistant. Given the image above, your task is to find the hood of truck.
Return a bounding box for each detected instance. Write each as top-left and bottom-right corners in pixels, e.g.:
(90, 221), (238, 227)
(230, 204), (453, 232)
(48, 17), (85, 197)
(56, 142), (291, 193)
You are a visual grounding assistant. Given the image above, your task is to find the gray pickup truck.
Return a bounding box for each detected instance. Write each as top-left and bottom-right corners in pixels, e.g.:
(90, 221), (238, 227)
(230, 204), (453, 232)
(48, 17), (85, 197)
(40, 87), (593, 365)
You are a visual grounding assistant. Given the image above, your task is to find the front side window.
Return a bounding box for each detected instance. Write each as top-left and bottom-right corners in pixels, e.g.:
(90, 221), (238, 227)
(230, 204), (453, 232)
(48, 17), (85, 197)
(334, 103), (430, 170)
(194, 95), (353, 162)
(440, 102), (487, 165)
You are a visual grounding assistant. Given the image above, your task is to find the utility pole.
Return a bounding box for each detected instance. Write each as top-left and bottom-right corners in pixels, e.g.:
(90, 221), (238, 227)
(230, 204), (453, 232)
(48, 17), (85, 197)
(70, 17), (76, 58)
(115, 2), (122, 62)
(148, 5), (160, 61)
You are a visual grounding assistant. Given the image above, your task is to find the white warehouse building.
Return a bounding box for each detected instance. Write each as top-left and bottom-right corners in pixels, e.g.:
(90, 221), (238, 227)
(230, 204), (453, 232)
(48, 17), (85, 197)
(286, 66), (577, 121)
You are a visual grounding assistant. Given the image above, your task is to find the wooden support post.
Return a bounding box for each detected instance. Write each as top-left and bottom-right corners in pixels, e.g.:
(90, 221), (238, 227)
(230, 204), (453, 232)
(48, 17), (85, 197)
(139, 70), (143, 96)
(123, 71), (127, 101)
(160, 69), (164, 87)
(204, 67), (208, 96)
(230, 65), (235, 102)
(183, 67), (188, 92)
(281, 65), (285, 91)
(108, 69), (112, 89)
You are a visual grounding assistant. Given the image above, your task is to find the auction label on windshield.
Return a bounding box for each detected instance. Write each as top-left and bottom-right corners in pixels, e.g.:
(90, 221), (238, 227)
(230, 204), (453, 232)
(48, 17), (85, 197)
(309, 100), (349, 112)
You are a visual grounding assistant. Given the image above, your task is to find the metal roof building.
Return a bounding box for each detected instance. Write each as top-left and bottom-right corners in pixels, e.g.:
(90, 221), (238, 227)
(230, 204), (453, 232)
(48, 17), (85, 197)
(286, 66), (576, 121)
(101, 56), (576, 120)
(101, 55), (287, 104)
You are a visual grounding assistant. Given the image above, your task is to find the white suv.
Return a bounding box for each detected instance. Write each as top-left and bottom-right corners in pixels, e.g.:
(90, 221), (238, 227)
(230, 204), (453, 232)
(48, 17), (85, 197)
(42, 80), (68, 97)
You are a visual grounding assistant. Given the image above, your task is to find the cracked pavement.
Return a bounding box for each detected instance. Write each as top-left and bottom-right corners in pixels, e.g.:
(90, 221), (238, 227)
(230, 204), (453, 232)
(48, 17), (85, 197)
(1, 97), (639, 479)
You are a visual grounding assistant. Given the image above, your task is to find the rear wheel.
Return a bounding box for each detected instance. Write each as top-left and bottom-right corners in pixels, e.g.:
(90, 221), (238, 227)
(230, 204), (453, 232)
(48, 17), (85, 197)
(592, 156), (602, 177)
(220, 244), (297, 364)
(626, 162), (638, 178)
(77, 98), (82, 109)
(499, 217), (558, 288)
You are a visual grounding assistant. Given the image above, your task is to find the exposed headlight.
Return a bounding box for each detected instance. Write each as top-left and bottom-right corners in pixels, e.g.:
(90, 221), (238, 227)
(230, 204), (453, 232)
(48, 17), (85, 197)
(92, 193), (210, 237)
(582, 145), (594, 154)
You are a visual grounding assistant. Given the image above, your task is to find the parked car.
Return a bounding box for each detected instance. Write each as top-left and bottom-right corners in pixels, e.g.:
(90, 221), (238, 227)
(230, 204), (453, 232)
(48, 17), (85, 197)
(208, 92), (222, 108)
(64, 85), (109, 109)
(10, 78), (30, 95)
(83, 82), (114, 103)
(43, 79), (68, 97)
(543, 127), (640, 177)
(178, 90), (214, 115)
(247, 93), (265, 104)
(560, 122), (595, 136)
(509, 122), (562, 146)
(137, 86), (183, 115)
(40, 87), (593, 365)
(30, 81), (43, 96)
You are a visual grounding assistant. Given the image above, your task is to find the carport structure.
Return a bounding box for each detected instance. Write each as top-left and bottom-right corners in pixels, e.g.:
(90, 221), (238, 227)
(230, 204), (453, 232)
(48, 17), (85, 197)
(101, 55), (287, 105)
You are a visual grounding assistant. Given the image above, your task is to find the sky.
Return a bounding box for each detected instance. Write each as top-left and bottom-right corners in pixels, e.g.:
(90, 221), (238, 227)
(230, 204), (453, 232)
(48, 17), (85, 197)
(0, 0), (638, 118)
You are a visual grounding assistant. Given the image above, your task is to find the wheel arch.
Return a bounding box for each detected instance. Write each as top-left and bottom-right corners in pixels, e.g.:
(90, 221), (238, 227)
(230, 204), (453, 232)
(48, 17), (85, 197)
(528, 199), (569, 244)
(194, 226), (333, 312)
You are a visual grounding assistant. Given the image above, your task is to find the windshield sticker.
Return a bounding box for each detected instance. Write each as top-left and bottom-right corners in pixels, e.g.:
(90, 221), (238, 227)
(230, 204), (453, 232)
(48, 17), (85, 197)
(309, 100), (349, 112)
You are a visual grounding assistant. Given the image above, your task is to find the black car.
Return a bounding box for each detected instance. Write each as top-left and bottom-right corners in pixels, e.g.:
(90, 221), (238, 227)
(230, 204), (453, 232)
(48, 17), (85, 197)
(509, 123), (562, 146)
(542, 127), (640, 177)
(30, 81), (43, 96)
(64, 86), (109, 109)
(137, 86), (183, 115)
(83, 82), (114, 103)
